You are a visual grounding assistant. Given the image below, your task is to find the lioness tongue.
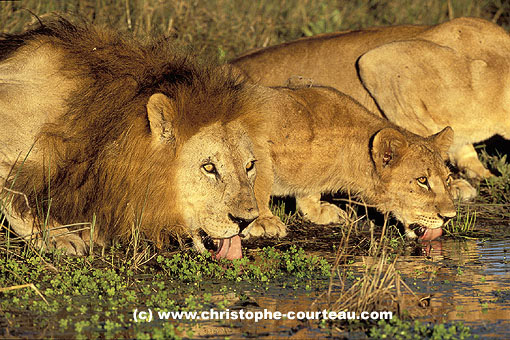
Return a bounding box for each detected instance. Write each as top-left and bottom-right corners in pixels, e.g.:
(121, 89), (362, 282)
(420, 228), (443, 241)
(214, 235), (242, 260)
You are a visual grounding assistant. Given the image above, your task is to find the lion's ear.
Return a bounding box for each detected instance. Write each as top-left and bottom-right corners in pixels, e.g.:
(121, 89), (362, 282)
(371, 128), (408, 169)
(428, 126), (453, 157)
(147, 93), (177, 144)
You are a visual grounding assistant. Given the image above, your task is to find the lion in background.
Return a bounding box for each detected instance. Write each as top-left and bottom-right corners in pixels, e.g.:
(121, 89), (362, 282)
(0, 18), (265, 259)
(232, 17), (510, 200)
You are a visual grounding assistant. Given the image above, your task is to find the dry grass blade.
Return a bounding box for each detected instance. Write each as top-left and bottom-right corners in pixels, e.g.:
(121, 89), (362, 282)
(318, 211), (422, 319)
(333, 252), (395, 313)
(330, 250), (422, 319)
(0, 223), (90, 245)
(2, 187), (31, 212)
(0, 283), (49, 305)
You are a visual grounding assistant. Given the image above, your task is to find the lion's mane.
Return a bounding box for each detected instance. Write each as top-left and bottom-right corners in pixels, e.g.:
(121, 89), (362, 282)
(2, 18), (265, 246)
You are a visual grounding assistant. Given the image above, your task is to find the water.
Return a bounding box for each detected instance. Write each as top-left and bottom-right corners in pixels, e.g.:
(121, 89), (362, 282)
(9, 229), (507, 338)
(191, 237), (510, 339)
(404, 238), (510, 338)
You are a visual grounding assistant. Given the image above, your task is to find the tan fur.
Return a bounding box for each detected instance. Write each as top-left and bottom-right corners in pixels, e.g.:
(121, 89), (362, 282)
(248, 85), (456, 239)
(0, 19), (264, 255)
(232, 17), (510, 199)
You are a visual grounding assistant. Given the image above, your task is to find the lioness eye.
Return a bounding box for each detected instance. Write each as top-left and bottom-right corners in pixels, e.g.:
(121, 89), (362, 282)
(417, 176), (429, 189)
(202, 163), (217, 174)
(246, 160), (255, 172)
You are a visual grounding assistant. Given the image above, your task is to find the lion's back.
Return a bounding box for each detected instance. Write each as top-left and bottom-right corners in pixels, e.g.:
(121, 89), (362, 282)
(0, 36), (79, 175)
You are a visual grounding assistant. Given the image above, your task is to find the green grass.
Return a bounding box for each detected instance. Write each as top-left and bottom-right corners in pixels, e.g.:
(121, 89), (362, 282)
(269, 198), (299, 225)
(444, 206), (477, 237)
(1, 0), (509, 61)
(479, 149), (510, 203)
(0, 246), (331, 339)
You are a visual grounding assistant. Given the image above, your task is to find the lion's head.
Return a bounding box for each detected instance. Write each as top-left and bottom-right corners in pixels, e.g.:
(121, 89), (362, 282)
(145, 94), (260, 259)
(371, 126), (456, 240)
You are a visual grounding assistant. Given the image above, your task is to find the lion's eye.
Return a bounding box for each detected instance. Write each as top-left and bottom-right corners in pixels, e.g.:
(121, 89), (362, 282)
(417, 176), (429, 189)
(202, 163), (217, 174)
(246, 160), (256, 172)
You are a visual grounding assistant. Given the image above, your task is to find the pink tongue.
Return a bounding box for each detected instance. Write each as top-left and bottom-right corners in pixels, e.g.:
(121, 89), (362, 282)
(214, 235), (242, 260)
(420, 228), (443, 241)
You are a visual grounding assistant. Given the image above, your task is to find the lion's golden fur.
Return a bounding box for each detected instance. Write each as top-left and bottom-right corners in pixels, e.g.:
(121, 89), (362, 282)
(0, 18), (265, 254)
(248, 84), (456, 240)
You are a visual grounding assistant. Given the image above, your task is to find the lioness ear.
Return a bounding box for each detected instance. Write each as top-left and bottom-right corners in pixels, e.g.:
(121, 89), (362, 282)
(429, 126), (454, 157)
(147, 93), (177, 144)
(371, 128), (408, 169)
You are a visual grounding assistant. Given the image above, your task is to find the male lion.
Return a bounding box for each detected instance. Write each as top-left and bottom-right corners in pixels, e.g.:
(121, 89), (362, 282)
(247, 84), (456, 241)
(232, 17), (510, 199)
(0, 19), (264, 258)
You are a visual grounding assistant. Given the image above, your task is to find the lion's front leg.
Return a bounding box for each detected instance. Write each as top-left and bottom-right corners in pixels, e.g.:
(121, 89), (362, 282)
(451, 143), (492, 179)
(245, 156), (287, 239)
(247, 214), (287, 238)
(450, 178), (477, 202)
(52, 227), (89, 256)
(447, 143), (488, 202)
(296, 193), (348, 225)
(2, 208), (88, 255)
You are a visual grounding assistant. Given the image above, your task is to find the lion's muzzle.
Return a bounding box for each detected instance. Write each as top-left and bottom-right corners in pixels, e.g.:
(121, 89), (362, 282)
(408, 209), (455, 241)
(410, 224), (443, 241)
(228, 213), (257, 237)
(199, 230), (243, 260)
(197, 212), (257, 260)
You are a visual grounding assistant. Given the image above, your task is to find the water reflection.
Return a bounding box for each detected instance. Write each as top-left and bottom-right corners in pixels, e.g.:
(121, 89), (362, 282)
(396, 238), (510, 336)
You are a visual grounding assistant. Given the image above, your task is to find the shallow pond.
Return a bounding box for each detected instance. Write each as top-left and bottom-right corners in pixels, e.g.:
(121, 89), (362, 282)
(187, 235), (510, 339)
(2, 213), (510, 339)
(399, 237), (510, 338)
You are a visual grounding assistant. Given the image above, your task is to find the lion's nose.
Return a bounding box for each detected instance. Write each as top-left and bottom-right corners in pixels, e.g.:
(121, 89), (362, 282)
(438, 212), (455, 224)
(228, 213), (257, 233)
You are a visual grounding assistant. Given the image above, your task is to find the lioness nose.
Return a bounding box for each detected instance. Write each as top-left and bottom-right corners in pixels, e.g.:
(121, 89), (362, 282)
(228, 214), (257, 233)
(438, 212), (455, 223)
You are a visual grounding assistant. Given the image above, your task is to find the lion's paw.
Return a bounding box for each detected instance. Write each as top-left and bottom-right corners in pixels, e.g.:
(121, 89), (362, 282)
(247, 216), (287, 238)
(454, 145), (493, 179)
(463, 166), (492, 180)
(451, 179), (477, 202)
(53, 234), (88, 255)
(301, 201), (348, 225)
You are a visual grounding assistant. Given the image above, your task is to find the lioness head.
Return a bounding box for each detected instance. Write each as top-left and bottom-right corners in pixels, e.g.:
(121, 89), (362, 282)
(147, 93), (259, 259)
(371, 126), (456, 240)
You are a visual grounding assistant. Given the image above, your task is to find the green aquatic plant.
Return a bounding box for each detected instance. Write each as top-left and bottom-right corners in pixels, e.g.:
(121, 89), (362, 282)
(269, 198), (299, 226)
(156, 245), (331, 283)
(0, 244), (332, 339)
(369, 317), (477, 339)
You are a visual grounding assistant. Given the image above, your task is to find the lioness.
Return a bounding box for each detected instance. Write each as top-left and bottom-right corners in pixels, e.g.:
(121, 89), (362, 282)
(232, 17), (510, 198)
(248, 84), (456, 241)
(0, 18), (264, 259)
